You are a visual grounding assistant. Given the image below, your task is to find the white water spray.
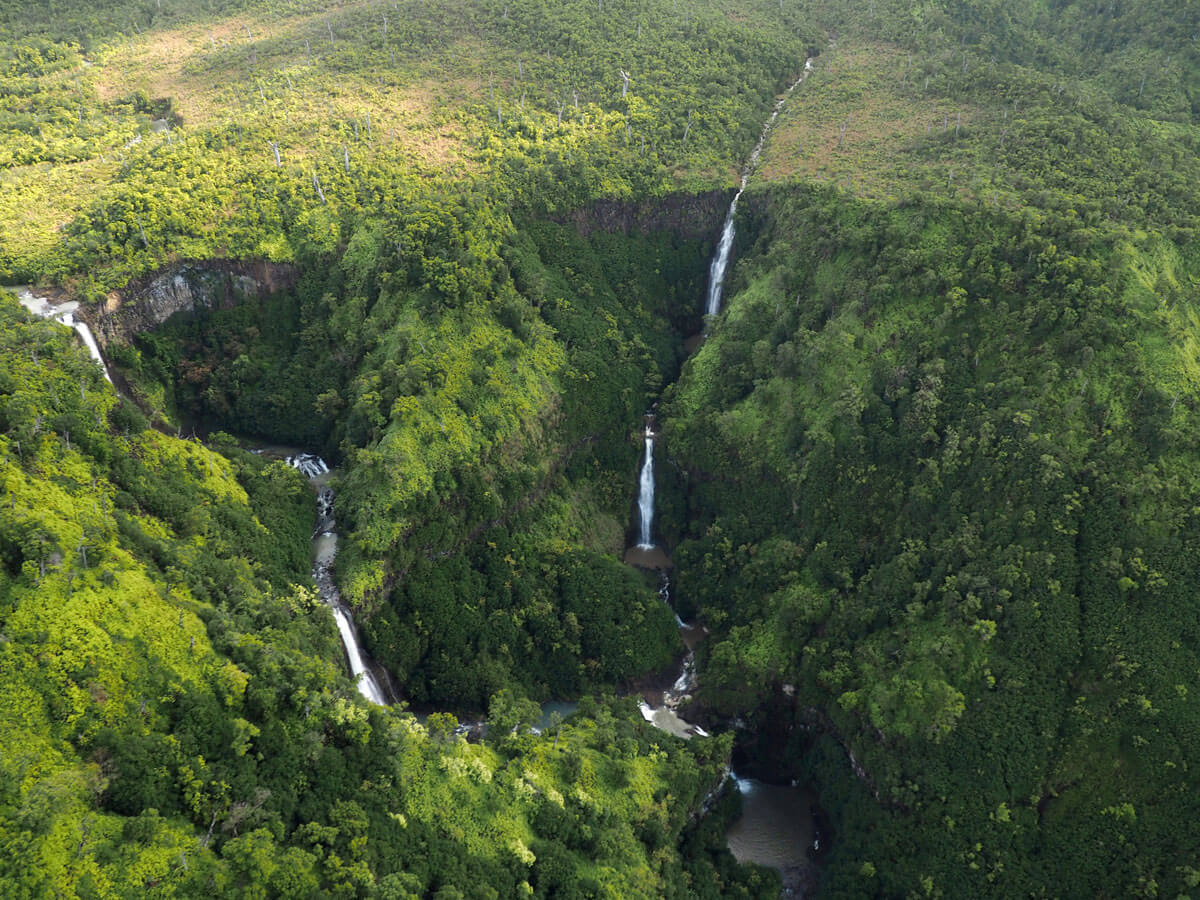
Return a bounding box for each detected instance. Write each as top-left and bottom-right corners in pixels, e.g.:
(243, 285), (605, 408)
(16, 290), (112, 383)
(330, 605), (387, 705)
(705, 58), (815, 318)
(636, 425), (656, 548)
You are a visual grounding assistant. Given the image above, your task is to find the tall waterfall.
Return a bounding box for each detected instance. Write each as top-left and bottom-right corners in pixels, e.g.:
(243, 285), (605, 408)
(17, 290), (112, 383)
(293, 454), (387, 706)
(705, 58), (815, 319)
(636, 425), (656, 549)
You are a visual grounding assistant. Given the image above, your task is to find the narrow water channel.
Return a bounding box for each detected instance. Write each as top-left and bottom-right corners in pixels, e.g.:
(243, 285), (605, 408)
(13, 288), (112, 382)
(285, 452), (388, 706)
(624, 56), (821, 886)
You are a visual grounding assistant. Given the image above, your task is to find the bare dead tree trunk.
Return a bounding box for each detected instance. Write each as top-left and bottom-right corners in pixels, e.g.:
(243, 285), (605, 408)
(556, 98), (564, 125)
(682, 109), (693, 144)
(838, 122), (846, 147)
(620, 69), (630, 98)
(344, 147), (350, 171)
(76, 818), (91, 858)
(327, 20), (334, 45)
(201, 811), (218, 849)
(313, 172), (326, 203)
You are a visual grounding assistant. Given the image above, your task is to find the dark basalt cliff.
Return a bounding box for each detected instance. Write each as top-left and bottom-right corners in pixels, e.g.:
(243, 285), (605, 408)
(84, 191), (731, 347)
(85, 259), (298, 347)
(550, 189), (736, 241)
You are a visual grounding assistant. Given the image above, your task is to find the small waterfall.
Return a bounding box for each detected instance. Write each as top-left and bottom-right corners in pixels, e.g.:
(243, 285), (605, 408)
(705, 206), (738, 317)
(292, 455), (387, 706)
(286, 452), (330, 479)
(636, 571), (710, 739)
(705, 58), (816, 319)
(330, 605), (387, 706)
(636, 424), (656, 549)
(17, 290), (112, 383)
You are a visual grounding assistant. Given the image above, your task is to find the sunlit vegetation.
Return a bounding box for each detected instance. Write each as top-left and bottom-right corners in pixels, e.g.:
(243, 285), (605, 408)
(0, 295), (773, 896)
(6, 0), (1200, 895)
(0, 0), (817, 295)
(662, 0), (1200, 892)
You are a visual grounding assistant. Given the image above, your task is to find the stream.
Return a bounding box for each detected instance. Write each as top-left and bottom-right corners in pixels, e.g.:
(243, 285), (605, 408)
(288, 453), (389, 705)
(13, 288), (113, 382)
(706, 57), (815, 319)
(631, 55), (821, 886)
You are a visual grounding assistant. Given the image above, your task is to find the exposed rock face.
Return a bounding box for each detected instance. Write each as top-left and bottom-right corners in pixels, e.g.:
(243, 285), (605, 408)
(85, 259), (297, 347)
(83, 190), (731, 346)
(551, 189), (736, 241)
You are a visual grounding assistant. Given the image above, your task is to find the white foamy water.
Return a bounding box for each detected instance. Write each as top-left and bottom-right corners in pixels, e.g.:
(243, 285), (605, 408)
(290, 456), (387, 706)
(16, 289), (112, 382)
(636, 424), (656, 548)
(706, 58), (816, 318)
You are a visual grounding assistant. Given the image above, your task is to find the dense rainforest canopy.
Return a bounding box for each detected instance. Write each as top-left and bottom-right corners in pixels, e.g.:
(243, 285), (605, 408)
(3, 0), (1200, 897)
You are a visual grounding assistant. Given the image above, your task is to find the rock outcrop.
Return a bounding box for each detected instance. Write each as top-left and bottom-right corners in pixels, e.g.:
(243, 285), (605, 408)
(550, 189), (736, 241)
(85, 259), (297, 347)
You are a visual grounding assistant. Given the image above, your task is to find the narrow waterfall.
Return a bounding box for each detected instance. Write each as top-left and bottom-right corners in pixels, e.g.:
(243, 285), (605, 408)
(17, 290), (112, 383)
(639, 58), (818, 746)
(292, 454), (387, 706)
(704, 206), (738, 316)
(705, 58), (815, 319)
(636, 424), (656, 549)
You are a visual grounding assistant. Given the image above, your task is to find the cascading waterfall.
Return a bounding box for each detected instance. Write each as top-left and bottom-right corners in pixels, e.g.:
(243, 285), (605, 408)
(704, 207), (738, 317)
(636, 424), (656, 549)
(16, 290), (112, 383)
(705, 57), (815, 319)
(638, 55), (820, 758)
(292, 454), (387, 706)
(286, 452), (330, 479)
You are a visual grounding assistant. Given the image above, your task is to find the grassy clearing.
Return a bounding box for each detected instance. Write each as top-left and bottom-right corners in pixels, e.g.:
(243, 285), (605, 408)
(757, 41), (986, 201)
